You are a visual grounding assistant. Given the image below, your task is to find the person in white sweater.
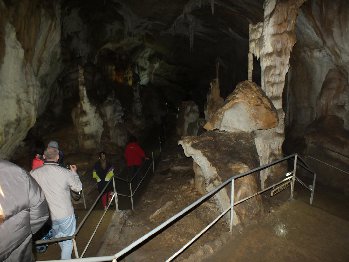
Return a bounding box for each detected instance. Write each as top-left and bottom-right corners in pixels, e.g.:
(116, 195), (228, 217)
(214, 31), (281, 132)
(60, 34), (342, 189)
(31, 147), (82, 259)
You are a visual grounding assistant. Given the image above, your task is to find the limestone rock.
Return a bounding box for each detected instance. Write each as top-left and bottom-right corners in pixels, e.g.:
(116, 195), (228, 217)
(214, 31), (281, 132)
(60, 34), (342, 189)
(176, 101), (200, 137)
(316, 68), (349, 130)
(100, 97), (127, 147)
(249, 0), (305, 187)
(0, 1), (61, 158)
(204, 78), (224, 121)
(204, 81), (278, 133)
(179, 131), (263, 224)
(149, 201), (174, 223)
(72, 66), (103, 150)
(289, 1), (349, 136)
(304, 116), (349, 193)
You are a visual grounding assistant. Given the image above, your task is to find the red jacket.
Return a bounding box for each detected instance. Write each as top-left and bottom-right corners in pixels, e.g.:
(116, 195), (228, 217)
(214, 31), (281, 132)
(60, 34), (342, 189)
(32, 156), (44, 170)
(124, 142), (145, 167)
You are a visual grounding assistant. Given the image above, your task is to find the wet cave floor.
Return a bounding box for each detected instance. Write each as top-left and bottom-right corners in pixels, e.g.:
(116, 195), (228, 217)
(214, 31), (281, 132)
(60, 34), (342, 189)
(19, 128), (349, 261)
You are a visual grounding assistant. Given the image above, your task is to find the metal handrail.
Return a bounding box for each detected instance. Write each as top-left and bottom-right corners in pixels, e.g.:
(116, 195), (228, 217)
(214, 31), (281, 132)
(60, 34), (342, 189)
(35, 159), (155, 244)
(38, 154), (316, 262)
(35, 142), (161, 260)
(308, 142), (349, 159)
(35, 176), (116, 245)
(305, 155), (349, 175)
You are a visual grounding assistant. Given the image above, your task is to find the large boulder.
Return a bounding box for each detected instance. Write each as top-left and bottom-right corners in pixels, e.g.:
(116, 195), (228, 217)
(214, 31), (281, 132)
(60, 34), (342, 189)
(179, 131), (263, 225)
(204, 81), (278, 133)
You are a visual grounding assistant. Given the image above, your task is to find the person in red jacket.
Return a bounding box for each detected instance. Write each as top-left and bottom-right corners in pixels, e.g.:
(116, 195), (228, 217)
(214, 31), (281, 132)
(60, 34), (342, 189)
(31, 151), (44, 170)
(124, 136), (147, 179)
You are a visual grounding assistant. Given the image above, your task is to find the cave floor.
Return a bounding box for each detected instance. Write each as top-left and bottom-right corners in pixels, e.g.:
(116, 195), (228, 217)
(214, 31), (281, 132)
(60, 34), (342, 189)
(97, 138), (349, 262)
(207, 190), (349, 262)
(26, 129), (349, 261)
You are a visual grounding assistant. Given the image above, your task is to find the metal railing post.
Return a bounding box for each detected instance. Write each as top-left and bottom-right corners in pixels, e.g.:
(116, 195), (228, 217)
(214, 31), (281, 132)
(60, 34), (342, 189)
(73, 237), (79, 258)
(129, 182), (134, 211)
(152, 151), (155, 173)
(291, 154), (298, 199)
(82, 189), (87, 210)
(230, 179), (235, 232)
(310, 173), (316, 205)
(112, 177), (118, 211)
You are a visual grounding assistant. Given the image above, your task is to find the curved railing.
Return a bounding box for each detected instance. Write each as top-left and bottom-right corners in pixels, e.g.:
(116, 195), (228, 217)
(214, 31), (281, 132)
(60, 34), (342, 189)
(37, 153), (316, 262)
(35, 142), (162, 259)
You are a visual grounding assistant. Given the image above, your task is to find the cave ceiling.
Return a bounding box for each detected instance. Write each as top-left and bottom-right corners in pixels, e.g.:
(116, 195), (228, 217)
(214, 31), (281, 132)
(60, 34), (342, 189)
(61, 0), (264, 105)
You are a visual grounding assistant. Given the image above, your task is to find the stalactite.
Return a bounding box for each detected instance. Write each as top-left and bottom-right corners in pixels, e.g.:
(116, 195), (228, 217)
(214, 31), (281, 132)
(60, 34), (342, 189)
(188, 16), (195, 51)
(248, 52), (253, 81)
(211, 0), (215, 15)
(189, 23), (194, 51)
(248, 24), (254, 81)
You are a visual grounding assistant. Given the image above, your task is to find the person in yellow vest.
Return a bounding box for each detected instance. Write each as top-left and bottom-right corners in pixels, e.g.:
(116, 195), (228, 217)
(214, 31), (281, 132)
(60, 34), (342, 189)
(93, 152), (114, 210)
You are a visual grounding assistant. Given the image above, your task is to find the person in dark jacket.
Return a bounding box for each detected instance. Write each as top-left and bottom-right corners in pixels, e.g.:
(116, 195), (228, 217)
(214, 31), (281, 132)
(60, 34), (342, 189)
(0, 160), (49, 262)
(93, 152), (114, 210)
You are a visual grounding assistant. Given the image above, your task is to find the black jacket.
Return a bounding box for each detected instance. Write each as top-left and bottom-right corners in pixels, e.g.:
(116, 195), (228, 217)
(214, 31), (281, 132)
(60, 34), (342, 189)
(0, 160), (49, 262)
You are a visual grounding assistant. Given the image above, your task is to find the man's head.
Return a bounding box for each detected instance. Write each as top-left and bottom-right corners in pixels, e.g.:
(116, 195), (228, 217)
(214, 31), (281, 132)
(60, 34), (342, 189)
(99, 151), (106, 160)
(44, 147), (59, 162)
(47, 140), (59, 149)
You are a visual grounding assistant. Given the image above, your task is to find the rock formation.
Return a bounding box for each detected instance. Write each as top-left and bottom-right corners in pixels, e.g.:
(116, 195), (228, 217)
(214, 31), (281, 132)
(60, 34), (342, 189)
(176, 101), (200, 137)
(0, 0), (61, 158)
(180, 80), (278, 224)
(250, 0), (306, 188)
(204, 81), (278, 133)
(179, 131), (262, 225)
(204, 78), (224, 121)
(100, 96), (127, 147)
(72, 66), (103, 150)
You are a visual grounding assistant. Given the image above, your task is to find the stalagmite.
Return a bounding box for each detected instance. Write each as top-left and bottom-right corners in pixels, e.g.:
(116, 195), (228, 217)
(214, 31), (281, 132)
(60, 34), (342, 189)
(249, 0), (306, 188)
(248, 24), (254, 82)
(72, 66), (103, 150)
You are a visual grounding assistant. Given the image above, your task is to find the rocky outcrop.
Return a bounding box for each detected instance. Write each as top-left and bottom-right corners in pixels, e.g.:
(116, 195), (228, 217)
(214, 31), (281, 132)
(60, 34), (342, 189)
(0, 0), (61, 158)
(72, 66), (103, 150)
(179, 80), (280, 223)
(316, 68), (349, 129)
(179, 131), (262, 225)
(100, 96), (127, 147)
(176, 101), (200, 137)
(287, 1), (349, 135)
(204, 78), (224, 121)
(250, 0), (305, 188)
(204, 81), (278, 133)
(284, 1), (349, 194)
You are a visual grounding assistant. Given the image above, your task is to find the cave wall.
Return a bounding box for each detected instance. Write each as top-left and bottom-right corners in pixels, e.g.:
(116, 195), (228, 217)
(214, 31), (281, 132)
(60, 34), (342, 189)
(288, 0), (349, 135)
(0, 0), (61, 158)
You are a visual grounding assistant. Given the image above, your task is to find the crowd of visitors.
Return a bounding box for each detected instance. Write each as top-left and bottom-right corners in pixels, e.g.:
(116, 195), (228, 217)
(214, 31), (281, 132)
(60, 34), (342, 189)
(0, 134), (148, 260)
